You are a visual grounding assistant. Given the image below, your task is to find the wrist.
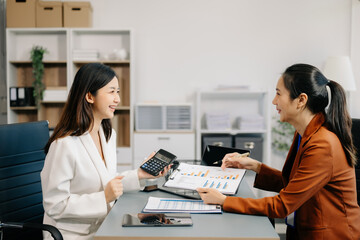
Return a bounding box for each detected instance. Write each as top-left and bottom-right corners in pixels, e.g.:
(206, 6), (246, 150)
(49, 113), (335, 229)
(254, 161), (261, 174)
(137, 168), (144, 179)
(220, 195), (227, 206)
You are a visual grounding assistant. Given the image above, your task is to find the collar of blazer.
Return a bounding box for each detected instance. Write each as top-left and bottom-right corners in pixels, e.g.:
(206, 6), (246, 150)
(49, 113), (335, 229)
(79, 126), (112, 189)
(282, 113), (326, 182)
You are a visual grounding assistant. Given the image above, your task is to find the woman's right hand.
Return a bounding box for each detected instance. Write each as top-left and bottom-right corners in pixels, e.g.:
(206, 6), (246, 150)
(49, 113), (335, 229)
(104, 175), (124, 203)
(221, 152), (261, 173)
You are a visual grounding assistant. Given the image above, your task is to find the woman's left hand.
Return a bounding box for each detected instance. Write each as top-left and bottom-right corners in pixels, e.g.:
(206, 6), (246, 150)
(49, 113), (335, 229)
(197, 188), (227, 205)
(137, 152), (172, 179)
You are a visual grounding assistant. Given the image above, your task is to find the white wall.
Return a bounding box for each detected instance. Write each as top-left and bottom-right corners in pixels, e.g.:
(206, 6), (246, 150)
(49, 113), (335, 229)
(88, 0), (355, 107)
(86, 0), (357, 168)
(351, 0), (360, 118)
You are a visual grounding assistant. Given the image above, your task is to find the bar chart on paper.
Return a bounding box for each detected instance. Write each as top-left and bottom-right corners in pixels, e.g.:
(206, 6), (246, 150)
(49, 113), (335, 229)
(164, 163), (246, 194)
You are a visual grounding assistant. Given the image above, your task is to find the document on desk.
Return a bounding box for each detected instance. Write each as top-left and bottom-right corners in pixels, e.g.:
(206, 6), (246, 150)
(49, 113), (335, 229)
(164, 163), (246, 195)
(143, 196), (222, 213)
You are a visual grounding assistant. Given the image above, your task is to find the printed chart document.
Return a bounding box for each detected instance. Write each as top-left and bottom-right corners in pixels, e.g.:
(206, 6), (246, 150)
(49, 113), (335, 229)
(143, 196), (222, 213)
(164, 163), (246, 195)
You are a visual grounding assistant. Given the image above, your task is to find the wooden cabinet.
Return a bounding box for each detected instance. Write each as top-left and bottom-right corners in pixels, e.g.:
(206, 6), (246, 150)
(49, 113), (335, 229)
(6, 28), (134, 162)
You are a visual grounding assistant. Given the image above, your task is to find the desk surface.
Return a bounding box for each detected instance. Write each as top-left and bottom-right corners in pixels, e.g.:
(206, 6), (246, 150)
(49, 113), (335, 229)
(95, 178), (279, 240)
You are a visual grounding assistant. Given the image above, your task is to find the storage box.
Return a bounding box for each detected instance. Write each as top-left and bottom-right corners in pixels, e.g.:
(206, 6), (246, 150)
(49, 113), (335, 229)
(36, 1), (63, 27)
(63, 1), (92, 27)
(6, 0), (36, 28)
(202, 134), (232, 155)
(235, 135), (263, 162)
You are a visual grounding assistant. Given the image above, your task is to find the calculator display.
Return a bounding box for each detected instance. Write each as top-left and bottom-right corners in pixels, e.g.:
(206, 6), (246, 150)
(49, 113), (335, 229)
(154, 152), (173, 163)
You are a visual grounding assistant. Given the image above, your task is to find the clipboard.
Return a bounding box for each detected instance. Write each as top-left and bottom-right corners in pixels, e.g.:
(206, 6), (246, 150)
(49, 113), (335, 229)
(202, 145), (250, 166)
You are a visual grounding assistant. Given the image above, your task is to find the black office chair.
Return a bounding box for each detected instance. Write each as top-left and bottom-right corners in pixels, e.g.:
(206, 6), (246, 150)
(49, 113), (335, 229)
(0, 121), (63, 240)
(352, 118), (360, 206)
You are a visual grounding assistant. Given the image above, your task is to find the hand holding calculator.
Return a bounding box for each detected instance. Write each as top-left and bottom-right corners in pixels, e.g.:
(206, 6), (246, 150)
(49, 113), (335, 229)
(140, 149), (177, 176)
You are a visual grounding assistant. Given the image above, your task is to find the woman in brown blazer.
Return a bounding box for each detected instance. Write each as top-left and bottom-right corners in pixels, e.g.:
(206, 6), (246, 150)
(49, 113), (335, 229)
(197, 64), (360, 239)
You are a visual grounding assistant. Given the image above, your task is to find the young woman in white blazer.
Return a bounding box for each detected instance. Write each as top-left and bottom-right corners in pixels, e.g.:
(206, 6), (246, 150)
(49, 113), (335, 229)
(41, 63), (170, 240)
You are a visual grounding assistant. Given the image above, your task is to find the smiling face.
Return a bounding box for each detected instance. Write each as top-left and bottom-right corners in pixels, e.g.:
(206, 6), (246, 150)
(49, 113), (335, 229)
(272, 76), (299, 123)
(86, 76), (120, 122)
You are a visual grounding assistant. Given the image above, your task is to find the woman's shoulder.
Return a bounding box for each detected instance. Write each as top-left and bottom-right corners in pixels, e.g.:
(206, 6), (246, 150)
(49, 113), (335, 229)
(309, 126), (342, 149)
(49, 134), (82, 151)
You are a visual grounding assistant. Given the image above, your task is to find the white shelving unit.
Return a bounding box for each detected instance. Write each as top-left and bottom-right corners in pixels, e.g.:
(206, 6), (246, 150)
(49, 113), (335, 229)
(196, 90), (271, 165)
(6, 28), (134, 169)
(133, 103), (195, 168)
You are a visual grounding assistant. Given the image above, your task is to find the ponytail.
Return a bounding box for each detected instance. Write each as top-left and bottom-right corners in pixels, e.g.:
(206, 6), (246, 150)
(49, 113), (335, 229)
(325, 80), (357, 167)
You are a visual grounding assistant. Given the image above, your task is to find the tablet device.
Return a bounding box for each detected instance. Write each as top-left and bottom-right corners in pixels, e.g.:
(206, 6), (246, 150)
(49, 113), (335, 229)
(202, 145), (250, 166)
(122, 213), (193, 227)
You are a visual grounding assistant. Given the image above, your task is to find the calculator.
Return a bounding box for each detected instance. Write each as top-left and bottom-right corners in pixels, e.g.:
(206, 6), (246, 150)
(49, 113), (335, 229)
(140, 149), (177, 176)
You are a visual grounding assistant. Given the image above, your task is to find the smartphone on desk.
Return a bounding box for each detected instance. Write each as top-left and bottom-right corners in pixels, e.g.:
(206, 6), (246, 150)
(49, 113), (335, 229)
(140, 149), (177, 176)
(122, 213), (192, 227)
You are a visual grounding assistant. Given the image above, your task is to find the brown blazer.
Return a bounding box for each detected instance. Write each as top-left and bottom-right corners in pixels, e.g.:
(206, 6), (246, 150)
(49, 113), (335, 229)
(223, 113), (360, 240)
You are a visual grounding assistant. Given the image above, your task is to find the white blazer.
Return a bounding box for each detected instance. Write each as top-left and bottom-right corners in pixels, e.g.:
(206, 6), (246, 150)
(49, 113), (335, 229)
(41, 127), (141, 240)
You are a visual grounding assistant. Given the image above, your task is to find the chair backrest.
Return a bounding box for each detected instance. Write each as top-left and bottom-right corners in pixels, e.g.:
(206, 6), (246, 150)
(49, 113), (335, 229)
(0, 121), (49, 240)
(352, 118), (360, 206)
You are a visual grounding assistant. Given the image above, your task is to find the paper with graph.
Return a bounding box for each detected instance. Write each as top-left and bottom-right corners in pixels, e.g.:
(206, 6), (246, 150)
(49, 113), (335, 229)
(164, 163), (245, 195)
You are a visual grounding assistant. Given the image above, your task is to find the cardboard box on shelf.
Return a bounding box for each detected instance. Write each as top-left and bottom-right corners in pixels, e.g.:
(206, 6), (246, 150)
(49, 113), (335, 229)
(36, 1), (63, 27)
(6, 0), (36, 28)
(63, 1), (92, 27)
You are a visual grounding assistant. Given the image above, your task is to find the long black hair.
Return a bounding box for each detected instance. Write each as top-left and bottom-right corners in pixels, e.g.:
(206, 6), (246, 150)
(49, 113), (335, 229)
(282, 63), (357, 167)
(45, 63), (116, 153)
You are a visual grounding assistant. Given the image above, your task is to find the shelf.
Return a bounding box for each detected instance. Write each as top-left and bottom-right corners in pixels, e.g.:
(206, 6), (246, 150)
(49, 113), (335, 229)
(10, 60), (67, 65)
(73, 60), (130, 65)
(7, 28), (134, 160)
(196, 90), (271, 164)
(46, 86), (67, 90)
(41, 101), (66, 104)
(10, 106), (37, 110)
(200, 129), (267, 134)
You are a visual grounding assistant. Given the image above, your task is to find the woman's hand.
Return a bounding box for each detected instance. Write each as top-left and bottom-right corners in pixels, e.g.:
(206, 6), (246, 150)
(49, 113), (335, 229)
(221, 152), (261, 173)
(197, 188), (226, 205)
(137, 151), (172, 180)
(104, 175), (124, 203)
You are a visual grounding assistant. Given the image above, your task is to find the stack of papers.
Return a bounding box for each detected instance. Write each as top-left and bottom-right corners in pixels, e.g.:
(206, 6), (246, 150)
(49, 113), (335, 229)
(143, 197), (221, 213)
(205, 112), (231, 130)
(237, 114), (265, 130)
(164, 163), (245, 195)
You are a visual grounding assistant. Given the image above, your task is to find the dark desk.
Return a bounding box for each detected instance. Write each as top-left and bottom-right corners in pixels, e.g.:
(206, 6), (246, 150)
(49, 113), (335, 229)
(95, 178), (279, 240)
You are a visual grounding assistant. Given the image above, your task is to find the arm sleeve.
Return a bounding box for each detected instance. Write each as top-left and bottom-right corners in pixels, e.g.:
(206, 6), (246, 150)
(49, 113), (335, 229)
(41, 139), (108, 220)
(119, 169), (144, 192)
(223, 139), (332, 218)
(253, 164), (284, 192)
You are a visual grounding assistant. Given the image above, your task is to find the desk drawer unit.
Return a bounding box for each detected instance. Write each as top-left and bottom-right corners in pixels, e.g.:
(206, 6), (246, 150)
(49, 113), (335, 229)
(134, 132), (195, 167)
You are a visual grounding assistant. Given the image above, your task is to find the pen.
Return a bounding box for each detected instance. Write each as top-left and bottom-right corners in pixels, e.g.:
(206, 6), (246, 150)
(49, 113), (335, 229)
(213, 152), (250, 165)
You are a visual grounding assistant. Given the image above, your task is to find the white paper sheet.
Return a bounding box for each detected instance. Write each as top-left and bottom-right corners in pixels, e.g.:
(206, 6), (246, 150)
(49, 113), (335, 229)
(164, 163), (245, 195)
(143, 196), (221, 213)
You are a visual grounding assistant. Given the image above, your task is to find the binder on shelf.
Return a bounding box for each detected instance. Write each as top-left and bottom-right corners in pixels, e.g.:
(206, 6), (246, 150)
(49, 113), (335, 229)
(9, 87), (17, 107)
(9, 87), (35, 107)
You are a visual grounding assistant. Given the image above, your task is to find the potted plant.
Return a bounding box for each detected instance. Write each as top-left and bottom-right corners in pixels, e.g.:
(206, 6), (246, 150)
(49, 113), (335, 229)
(31, 46), (47, 107)
(272, 116), (295, 156)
